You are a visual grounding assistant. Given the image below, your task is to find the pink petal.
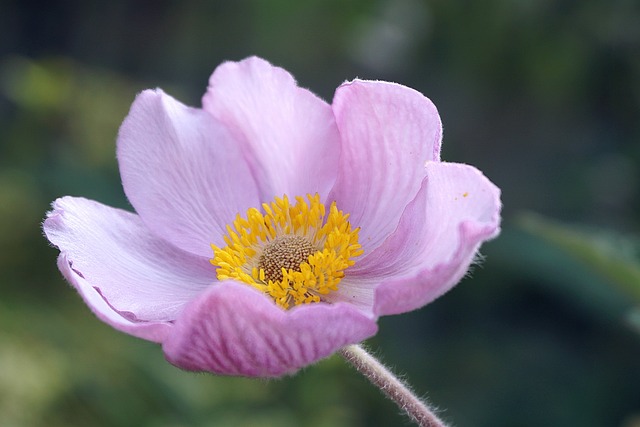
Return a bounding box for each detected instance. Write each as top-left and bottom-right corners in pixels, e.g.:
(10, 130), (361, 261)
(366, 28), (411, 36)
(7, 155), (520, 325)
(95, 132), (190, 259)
(328, 79), (443, 254)
(44, 197), (214, 325)
(117, 89), (260, 256)
(163, 282), (378, 377)
(56, 254), (172, 343)
(365, 162), (502, 316)
(202, 56), (341, 201)
(321, 276), (377, 315)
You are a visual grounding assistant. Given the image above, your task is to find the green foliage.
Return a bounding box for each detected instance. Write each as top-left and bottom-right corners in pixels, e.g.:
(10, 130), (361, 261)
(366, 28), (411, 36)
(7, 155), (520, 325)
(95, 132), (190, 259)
(0, 297), (366, 427)
(518, 213), (640, 334)
(519, 213), (640, 302)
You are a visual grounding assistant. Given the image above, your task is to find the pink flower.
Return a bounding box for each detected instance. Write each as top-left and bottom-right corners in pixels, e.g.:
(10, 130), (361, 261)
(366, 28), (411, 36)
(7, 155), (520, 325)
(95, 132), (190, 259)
(44, 57), (501, 377)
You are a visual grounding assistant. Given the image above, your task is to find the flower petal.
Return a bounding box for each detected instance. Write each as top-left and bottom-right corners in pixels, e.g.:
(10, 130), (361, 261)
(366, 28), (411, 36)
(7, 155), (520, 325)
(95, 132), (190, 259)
(163, 282), (378, 377)
(365, 162), (501, 316)
(44, 196), (214, 325)
(117, 89), (260, 256)
(56, 254), (172, 343)
(202, 56), (341, 201)
(328, 79), (443, 253)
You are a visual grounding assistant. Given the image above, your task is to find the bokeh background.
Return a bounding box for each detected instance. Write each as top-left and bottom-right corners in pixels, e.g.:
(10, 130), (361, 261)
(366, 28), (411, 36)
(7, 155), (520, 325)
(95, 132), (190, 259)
(1, 0), (639, 426)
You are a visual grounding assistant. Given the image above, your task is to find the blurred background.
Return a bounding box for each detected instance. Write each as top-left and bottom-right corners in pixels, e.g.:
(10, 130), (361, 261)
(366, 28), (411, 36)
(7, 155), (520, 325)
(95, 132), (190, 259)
(1, 0), (639, 426)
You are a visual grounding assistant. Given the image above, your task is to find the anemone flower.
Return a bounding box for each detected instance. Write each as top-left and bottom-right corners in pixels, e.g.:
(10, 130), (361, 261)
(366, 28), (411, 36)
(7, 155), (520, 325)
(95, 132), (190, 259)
(44, 56), (501, 380)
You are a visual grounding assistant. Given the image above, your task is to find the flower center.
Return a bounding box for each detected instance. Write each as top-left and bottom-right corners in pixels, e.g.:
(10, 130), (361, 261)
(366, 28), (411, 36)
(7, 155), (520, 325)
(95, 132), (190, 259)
(210, 194), (363, 309)
(258, 235), (315, 283)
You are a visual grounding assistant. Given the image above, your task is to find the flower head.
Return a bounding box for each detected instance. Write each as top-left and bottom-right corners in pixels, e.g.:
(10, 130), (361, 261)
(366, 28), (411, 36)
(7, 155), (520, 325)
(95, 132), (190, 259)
(44, 57), (501, 377)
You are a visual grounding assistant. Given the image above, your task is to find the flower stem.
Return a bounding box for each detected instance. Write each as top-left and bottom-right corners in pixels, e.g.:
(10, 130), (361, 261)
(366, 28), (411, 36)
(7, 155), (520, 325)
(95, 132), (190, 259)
(339, 344), (448, 427)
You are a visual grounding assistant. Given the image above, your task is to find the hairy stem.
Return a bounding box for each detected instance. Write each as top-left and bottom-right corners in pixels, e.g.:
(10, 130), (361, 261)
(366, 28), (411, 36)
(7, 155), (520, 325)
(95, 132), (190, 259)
(339, 344), (448, 427)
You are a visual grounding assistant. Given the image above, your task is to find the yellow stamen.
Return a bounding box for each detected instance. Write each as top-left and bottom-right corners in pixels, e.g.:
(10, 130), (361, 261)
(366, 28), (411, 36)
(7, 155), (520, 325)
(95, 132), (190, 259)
(210, 193), (363, 309)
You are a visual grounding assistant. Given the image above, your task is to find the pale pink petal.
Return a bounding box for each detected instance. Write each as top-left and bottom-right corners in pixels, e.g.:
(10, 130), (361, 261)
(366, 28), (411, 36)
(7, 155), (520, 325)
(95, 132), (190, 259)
(202, 56), (341, 201)
(56, 254), (172, 343)
(328, 79), (442, 254)
(117, 89), (260, 256)
(44, 197), (214, 324)
(163, 282), (378, 377)
(321, 276), (377, 315)
(364, 162), (501, 316)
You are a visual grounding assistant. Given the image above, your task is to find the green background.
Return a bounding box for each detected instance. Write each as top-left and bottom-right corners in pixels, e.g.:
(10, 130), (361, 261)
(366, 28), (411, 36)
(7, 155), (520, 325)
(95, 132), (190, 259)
(1, 1), (639, 426)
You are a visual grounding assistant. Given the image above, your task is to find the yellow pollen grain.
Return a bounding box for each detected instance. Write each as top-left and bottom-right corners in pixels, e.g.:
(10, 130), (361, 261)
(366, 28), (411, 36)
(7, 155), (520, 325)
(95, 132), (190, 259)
(210, 193), (363, 309)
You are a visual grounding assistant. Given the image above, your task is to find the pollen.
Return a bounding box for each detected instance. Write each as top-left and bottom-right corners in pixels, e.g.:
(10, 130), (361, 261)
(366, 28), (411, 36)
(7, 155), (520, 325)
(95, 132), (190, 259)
(259, 236), (315, 283)
(210, 193), (363, 309)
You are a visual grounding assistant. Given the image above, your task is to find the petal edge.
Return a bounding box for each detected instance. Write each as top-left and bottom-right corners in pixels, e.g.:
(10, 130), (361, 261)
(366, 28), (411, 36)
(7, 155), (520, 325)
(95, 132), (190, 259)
(328, 79), (443, 254)
(163, 282), (378, 377)
(44, 196), (213, 324)
(369, 162), (502, 316)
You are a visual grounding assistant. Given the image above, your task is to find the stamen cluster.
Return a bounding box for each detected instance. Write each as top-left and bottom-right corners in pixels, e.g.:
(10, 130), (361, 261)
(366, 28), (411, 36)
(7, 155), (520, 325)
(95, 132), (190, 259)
(211, 194), (363, 309)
